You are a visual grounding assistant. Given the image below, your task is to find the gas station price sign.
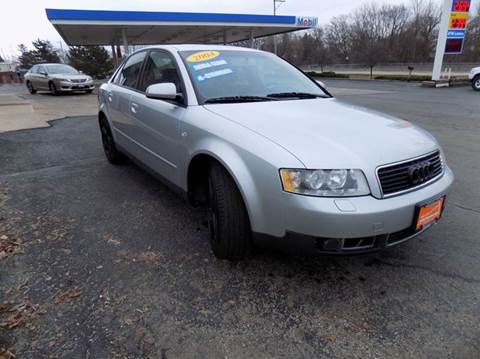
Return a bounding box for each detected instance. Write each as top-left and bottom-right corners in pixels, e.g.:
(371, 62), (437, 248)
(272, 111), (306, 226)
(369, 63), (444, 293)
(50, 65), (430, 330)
(445, 0), (471, 54)
(449, 12), (468, 29)
(452, 0), (471, 12)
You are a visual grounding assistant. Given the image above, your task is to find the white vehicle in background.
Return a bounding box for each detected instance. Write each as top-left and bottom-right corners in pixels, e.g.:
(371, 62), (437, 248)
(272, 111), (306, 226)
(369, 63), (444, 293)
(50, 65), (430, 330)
(469, 66), (480, 91)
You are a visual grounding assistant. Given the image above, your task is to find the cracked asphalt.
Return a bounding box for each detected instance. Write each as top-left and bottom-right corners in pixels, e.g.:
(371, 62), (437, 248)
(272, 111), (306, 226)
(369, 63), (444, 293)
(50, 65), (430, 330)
(0, 81), (479, 358)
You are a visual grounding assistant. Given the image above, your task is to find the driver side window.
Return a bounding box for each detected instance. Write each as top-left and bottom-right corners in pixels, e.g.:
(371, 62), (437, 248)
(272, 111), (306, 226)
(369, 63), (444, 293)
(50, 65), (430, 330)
(139, 51), (181, 93)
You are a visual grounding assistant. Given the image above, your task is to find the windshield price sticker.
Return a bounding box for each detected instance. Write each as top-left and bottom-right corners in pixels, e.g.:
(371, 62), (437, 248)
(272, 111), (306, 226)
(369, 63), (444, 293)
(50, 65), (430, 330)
(196, 68), (233, 82)
(186, 51), (220, 63)
(192, 59), (228, 71)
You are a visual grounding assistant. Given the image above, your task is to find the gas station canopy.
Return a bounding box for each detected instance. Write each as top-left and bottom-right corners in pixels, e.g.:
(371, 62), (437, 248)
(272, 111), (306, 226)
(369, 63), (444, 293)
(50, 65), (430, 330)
(46, 9), (319, 46)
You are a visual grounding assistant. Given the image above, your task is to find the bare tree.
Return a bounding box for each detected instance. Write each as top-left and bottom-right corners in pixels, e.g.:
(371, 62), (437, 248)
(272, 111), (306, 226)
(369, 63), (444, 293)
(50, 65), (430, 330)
(325, 15), (353, 63)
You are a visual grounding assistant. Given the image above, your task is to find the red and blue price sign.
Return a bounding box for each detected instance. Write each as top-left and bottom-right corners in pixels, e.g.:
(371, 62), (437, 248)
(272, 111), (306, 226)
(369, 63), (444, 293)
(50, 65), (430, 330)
(452, 0), (471, 13)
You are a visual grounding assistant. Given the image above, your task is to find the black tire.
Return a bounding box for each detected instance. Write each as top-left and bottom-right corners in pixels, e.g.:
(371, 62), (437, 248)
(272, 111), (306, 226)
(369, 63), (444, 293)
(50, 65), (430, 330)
(26, 81), (36, 94)
(207, 162), (252, 260)
(49, 81), (58, 95)
(472, 76), (480, 92)
(86, 89), (93, 94)
(99, 118), (125, 165)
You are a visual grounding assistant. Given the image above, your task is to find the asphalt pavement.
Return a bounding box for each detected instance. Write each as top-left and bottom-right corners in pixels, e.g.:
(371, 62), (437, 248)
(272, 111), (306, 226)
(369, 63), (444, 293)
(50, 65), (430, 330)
(0, 81), (479, 358)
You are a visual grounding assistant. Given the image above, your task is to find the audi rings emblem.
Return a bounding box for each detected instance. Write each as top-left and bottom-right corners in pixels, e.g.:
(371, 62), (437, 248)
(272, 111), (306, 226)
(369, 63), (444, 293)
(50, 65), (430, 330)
(408, 161), (435, 185)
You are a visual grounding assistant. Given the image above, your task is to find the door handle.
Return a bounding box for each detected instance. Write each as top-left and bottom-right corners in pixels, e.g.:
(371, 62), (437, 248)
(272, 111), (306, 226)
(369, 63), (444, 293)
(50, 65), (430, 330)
(131, 102), (139, 114)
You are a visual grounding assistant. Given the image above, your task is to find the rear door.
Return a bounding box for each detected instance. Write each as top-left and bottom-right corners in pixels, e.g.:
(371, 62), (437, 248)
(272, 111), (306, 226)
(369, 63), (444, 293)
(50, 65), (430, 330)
(107, 51), (147, 152)
(128, 49), (186, 184)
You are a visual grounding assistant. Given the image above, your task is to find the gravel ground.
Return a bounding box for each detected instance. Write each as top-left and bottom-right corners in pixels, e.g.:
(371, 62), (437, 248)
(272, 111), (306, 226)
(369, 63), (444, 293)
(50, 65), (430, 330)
(0, 80), (479, 358)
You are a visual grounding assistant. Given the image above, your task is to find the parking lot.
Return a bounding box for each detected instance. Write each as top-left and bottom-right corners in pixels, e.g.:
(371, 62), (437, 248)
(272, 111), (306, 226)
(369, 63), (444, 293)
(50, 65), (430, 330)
(0, 80), (479, 358)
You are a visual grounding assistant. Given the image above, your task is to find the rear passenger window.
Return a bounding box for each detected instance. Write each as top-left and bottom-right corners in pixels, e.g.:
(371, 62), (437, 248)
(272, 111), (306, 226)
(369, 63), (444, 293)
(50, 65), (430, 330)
(117, 52), (146, 89)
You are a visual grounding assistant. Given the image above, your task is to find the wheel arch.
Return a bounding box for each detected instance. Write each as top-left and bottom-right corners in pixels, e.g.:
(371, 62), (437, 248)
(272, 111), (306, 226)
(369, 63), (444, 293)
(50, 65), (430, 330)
(186, 147), (262, 232)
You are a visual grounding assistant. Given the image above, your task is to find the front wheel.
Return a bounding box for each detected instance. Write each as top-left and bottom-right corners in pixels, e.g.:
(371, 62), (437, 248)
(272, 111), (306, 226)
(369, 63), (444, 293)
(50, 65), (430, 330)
(86, 89), (93, 94)
(472, 76), (480, 91)
(49, 82), (58, 95)
(26, 81), (36, 94)
(207, 162), (252, 260)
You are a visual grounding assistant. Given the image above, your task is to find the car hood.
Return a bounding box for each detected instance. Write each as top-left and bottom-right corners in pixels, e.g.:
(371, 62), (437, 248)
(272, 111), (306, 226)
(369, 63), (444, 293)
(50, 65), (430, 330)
(204, 98), (439, 169)
(51, 74), (89, 80)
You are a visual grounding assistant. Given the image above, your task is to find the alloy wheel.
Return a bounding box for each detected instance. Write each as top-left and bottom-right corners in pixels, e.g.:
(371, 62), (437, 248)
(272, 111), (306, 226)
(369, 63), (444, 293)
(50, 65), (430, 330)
(49, 82), (57, 95)
(475, 79), (480, 90)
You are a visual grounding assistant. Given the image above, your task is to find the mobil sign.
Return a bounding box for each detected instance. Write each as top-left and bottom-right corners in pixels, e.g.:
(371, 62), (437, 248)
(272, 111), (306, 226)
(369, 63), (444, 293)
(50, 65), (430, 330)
(296, 17), (318, 27)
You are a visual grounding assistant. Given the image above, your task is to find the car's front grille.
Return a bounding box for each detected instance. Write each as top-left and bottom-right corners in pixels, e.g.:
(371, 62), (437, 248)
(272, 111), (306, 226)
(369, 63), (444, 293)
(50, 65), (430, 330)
(71, 79), (86, 83)
(377, 151), (443, 196)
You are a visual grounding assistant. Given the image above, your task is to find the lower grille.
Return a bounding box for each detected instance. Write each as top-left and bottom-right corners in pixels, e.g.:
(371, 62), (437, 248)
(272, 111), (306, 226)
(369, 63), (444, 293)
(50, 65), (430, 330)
(314, 225), (427, 254)
(377, 151), (443, 196)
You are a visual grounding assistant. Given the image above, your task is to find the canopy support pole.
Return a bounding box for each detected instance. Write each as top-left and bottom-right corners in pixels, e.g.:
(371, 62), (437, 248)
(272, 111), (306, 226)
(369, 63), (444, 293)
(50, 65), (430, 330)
(111, 45), (118, 66)
(249, 30), (254, 48)
(122, 28), (129, 56)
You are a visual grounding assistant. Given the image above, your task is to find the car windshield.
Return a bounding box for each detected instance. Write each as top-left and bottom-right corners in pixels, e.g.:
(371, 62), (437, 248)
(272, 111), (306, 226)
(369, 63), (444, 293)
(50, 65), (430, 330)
(46, 64), (79, 75)
(179, 50), (329, 104)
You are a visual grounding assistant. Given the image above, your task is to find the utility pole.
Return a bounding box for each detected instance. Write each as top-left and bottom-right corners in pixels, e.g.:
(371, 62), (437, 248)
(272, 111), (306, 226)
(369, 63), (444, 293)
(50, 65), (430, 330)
(273, 0), (286, 54)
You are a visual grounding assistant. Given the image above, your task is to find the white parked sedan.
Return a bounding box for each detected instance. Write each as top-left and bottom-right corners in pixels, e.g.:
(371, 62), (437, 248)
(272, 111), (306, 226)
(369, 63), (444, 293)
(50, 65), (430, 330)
(98, 45), (453, 260)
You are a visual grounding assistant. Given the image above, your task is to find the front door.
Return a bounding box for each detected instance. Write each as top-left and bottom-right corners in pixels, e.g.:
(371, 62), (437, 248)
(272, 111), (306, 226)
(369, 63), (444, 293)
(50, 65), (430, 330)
(36, 66), (49, 90)
(128, 50), (186, 184)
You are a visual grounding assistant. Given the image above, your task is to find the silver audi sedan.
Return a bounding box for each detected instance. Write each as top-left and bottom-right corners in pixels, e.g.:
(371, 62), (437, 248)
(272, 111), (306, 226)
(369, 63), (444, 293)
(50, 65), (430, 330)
(98, 45), (454, 260)
(25, 63), (95, 95)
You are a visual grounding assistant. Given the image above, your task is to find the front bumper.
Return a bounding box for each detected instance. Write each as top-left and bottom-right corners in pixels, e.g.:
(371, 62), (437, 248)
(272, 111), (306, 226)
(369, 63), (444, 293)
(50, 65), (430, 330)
(253, 166), (454, 255)
(59, 81), (95, 91)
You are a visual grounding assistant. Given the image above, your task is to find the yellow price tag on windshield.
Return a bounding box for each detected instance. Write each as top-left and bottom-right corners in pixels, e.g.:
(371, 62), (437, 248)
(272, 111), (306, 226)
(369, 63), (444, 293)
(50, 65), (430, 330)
(186, 51), (220, 63)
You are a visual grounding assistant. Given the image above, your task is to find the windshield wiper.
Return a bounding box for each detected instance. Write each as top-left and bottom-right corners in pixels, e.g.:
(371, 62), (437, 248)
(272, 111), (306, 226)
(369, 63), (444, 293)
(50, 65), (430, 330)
(204, 96), (277, 104)
(266, 92), (324, 99)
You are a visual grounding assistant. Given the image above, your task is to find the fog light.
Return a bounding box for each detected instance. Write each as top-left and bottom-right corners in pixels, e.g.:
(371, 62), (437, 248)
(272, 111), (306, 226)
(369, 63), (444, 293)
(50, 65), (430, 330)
(322, 238), (343, 251)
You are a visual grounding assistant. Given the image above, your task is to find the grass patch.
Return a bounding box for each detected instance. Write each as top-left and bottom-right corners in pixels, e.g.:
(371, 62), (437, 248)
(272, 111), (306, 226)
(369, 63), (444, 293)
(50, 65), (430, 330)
(373, 74), (432, 81)
(305, 71), (350, 79)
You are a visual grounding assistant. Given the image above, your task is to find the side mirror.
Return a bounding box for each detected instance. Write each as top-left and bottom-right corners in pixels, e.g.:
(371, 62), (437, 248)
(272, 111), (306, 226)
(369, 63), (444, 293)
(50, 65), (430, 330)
(79, 70), (84, 74)
(146, 83), (179, 101)
(39, 71), (48, 76)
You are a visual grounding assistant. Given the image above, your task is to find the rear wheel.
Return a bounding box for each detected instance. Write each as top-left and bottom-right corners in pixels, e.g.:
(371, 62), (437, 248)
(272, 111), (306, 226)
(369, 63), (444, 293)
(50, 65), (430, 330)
(207, 162), (252, 260)
(99, 118), (125, 165)
(472, 76), (480, 91)
(26, 81), (36, 94)
(49, 81), (58, 95)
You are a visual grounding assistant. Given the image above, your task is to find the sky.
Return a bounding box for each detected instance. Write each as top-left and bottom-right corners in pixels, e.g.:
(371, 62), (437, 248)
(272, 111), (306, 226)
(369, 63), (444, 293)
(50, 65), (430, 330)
(0, 0), (478, 59)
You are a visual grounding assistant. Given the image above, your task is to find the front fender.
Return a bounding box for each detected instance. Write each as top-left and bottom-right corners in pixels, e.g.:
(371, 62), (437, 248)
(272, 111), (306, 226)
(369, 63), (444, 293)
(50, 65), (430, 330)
(181, 106), (304, 236)
(185, 137), (300, 236)
(189, 140), (261, 227)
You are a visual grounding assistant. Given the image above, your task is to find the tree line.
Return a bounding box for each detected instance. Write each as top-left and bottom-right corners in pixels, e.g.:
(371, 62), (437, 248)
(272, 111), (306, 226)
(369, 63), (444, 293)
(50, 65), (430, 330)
(259, 0), (479, 69)
(17, 39), (113, 79)
(13, 0), (480, 78)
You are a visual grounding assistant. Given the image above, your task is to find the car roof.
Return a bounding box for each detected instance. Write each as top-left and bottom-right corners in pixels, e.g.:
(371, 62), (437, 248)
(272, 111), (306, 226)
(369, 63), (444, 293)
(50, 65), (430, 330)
(136, 44), (262, 53)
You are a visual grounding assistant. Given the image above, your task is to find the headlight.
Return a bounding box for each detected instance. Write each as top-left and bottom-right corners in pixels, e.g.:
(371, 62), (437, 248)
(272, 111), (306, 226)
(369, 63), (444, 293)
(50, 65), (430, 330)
(280, 169), (370, 197)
